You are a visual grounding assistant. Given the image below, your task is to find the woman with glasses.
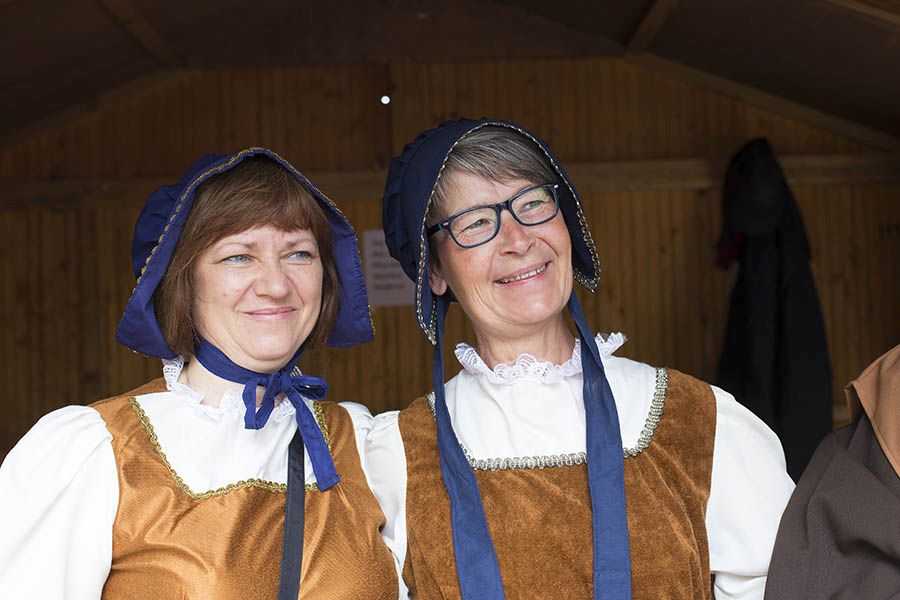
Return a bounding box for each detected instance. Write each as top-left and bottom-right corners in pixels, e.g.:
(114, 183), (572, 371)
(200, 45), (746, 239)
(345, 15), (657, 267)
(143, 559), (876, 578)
(368, 120), (794, 599)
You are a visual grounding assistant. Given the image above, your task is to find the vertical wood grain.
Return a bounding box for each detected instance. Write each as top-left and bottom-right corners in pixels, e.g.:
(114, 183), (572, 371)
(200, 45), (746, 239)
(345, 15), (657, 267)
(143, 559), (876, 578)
(0, 58), (897, 457)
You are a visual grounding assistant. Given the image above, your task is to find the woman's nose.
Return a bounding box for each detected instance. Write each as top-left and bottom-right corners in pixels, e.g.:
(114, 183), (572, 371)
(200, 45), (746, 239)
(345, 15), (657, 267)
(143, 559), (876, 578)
(254, 261), (290, 297)
(496, 211), (534, 254)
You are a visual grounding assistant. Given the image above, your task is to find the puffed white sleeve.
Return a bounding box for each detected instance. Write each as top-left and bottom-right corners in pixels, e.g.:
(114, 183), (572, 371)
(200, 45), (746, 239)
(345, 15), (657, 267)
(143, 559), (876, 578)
(364, 410), (410, 600)
(706, 386), (795, 600)
(338, 401), (376, 482)
(0, 405), (119, 600)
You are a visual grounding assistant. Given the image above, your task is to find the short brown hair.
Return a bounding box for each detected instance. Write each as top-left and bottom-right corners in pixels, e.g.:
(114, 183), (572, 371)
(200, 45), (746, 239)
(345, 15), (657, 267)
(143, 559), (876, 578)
(156, 156), (340, 358)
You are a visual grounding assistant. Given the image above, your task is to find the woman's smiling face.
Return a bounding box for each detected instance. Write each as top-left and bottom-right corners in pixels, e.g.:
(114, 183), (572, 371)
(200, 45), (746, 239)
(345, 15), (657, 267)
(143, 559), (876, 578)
(192, 224), (323, 372)
(429, 171), (573, 341)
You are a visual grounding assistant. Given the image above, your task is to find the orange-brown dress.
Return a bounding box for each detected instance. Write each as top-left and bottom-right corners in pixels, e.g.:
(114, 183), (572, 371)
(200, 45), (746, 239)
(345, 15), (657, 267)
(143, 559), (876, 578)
(398, 369), (716, 600)
(92, 379), (397, 600)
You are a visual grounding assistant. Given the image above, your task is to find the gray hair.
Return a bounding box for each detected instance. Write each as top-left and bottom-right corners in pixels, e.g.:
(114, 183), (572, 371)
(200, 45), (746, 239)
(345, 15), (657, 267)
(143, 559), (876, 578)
(429, 126), (557, 223)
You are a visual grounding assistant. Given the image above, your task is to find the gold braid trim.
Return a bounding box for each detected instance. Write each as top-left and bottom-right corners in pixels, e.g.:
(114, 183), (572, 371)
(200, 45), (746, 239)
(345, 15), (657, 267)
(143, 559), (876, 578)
(129, 397), (332, 498)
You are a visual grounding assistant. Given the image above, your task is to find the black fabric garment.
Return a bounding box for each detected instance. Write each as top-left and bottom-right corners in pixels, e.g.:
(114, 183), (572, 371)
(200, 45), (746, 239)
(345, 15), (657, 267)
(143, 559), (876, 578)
(716, 138), (832, 480)
(764, 414), (900, 600)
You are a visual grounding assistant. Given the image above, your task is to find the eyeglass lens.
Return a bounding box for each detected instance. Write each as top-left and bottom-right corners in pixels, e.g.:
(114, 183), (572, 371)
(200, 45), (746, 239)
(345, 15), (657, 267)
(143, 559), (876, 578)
(450, 185), (557, 247)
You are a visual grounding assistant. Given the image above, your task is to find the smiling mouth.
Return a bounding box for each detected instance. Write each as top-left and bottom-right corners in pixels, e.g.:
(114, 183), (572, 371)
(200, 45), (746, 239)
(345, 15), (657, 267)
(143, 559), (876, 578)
(246, 307), (295, 317)
(496, 262), (549, 284)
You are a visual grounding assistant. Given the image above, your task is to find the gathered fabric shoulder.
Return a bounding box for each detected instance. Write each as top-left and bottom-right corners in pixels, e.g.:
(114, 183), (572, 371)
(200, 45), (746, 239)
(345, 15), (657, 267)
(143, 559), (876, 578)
(0, 404), (114, 495)
(0, 405), (118, 598)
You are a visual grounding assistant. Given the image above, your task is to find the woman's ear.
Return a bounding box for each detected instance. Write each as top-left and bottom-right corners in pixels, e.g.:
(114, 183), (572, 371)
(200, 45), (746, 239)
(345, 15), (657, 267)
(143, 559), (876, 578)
(428, 257), (448, 296)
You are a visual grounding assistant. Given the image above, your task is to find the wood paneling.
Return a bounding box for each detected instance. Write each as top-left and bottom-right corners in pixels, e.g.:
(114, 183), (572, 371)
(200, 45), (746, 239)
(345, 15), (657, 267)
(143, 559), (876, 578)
(0, 65), (391, 178)
(387, 58), (872, 161)
(2, 57), (898, 457)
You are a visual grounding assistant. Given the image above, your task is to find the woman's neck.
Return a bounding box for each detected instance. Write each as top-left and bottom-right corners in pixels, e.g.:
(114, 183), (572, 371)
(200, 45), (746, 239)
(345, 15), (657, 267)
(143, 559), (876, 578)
(180, 357), (266, 408)
(473, 318), (575, 369)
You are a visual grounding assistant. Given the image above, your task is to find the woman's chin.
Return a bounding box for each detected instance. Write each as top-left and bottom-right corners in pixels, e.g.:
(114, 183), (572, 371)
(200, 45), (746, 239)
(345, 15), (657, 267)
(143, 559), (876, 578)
(493, 296), (567, 328)
(231, 342), (303, 372)
(495, 306), (567, 334)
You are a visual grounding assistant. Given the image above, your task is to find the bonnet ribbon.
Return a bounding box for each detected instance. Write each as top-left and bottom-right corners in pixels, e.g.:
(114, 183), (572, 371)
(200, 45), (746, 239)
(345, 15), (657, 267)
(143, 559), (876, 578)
(193, 337), (339, 490)
(568, 293), (632, 599)
(430, 293), (632, 599)
(432, 295), (507, 600)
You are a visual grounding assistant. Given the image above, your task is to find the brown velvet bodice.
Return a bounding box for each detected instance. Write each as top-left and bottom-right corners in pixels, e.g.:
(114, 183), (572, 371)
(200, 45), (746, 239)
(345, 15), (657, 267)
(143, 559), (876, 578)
(398, 369), (716, 600)
(92, 379), (397, 600)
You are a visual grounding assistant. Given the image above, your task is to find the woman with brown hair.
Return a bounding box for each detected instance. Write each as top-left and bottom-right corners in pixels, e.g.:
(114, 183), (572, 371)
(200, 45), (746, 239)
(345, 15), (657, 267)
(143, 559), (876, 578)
(0, 149), (400, 599)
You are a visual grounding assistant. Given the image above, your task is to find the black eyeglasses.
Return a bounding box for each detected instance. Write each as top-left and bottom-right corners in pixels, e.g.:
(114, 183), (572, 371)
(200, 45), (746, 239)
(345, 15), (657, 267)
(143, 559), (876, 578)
(426, 183), (560, 249)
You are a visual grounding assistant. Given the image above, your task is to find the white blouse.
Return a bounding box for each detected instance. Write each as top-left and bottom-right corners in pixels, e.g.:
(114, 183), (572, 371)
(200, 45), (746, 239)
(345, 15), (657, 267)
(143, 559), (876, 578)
(366, 333), (795, 600)
(0, 359), (402, 600)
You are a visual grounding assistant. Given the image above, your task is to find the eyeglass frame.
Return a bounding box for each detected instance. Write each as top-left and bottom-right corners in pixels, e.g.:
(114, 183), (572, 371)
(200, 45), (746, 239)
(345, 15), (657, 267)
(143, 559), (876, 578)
(426, 182), (561, 249)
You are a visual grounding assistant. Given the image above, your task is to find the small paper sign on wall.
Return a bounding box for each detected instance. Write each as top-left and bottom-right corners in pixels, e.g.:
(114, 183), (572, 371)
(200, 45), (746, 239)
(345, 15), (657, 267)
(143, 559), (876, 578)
(362, 229), (415, 306)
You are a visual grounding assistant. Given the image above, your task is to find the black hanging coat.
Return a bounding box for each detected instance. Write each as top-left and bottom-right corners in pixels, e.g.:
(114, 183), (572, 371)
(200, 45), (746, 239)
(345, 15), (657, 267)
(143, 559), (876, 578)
(716, 138), (832, 480)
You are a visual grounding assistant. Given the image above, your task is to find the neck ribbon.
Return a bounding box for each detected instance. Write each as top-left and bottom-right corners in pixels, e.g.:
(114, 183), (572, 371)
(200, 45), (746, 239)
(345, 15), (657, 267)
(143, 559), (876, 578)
(193, 338), (339, 490)
(429, 292), (632, 599)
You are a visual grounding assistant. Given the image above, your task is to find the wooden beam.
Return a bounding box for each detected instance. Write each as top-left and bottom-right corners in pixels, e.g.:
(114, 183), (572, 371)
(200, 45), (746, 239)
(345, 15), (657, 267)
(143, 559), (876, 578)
(5, 154), (900, 211)
(627, 0), (679, 54)
(0, 71), (175, 150)
(824, 0), (900, 31)
(98, 0), (181, 66)
(628, 54), (900, 151)
(570, 154), (900, 191)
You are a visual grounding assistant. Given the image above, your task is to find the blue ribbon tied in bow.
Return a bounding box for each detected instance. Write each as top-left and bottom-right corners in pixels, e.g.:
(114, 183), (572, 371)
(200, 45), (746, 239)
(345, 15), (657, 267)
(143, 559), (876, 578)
(194, 338), (339, 490)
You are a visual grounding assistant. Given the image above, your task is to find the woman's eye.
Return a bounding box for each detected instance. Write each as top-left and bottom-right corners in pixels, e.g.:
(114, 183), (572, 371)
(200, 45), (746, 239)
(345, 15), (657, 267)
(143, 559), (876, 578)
(461, 218), (492, 232)
(520, 197), (550, 213)
(288, 250), (315, 262)
(221, 254), (250, 264)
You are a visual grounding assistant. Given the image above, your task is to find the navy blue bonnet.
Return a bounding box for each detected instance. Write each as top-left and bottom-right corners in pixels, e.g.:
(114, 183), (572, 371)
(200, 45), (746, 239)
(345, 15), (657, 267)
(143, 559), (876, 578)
(383, 119), (601, 345)
(117, 147), (374, 359)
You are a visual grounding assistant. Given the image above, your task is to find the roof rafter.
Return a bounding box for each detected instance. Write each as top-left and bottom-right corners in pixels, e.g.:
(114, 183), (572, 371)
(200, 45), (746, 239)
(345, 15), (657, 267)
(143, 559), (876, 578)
(7, 153), (900, 211)
(630, 54), (900, 151)
(97, 0), (181, 66)
(823, 0), (900, 31)
(627, 0), (679, 53)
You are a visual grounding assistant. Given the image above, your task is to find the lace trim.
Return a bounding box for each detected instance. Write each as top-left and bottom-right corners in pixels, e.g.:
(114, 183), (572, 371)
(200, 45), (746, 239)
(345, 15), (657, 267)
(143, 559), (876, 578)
(161, 357), (295, 422)
(130, 397), (330, 495)
(454, 332), (626, 385)
(426, 368), (668, 470)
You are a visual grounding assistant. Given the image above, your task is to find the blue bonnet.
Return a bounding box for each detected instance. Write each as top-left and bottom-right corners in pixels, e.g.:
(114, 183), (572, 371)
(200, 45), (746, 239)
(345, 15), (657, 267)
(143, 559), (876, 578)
(382, 118), (601, 345)
(116, 147), (373, 358)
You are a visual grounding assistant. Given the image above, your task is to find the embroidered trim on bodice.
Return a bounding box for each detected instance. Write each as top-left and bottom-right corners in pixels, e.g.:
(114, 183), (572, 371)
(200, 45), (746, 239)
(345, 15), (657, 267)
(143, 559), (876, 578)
(426, 367), (668, 470)
(129, 396), (330, 494)
(454, 333), (626, 385)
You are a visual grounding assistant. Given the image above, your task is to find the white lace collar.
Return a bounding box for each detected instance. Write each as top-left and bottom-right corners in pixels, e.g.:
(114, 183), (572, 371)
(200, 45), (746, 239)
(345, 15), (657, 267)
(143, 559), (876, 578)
(454, 332), (626, 385)
(161, 356), (296, 423)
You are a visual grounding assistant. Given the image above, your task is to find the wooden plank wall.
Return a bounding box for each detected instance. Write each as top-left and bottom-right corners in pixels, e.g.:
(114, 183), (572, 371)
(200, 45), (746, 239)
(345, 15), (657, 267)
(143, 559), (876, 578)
(2, 58), (898, 456)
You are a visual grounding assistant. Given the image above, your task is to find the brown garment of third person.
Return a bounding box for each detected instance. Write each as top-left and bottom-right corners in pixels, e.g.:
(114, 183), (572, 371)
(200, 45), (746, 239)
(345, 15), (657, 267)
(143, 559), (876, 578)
(765, 344), (900, 600)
